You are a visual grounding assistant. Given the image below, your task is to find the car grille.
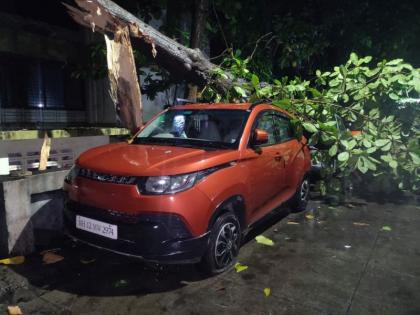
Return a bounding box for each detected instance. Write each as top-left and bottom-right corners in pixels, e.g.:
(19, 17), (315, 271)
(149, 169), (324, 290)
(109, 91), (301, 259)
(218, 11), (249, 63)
(78, 168), (137, 185)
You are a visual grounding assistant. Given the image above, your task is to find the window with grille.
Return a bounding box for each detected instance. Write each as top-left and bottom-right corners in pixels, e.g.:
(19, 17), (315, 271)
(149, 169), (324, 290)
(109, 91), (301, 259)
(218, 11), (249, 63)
(0, 53), (85, 110)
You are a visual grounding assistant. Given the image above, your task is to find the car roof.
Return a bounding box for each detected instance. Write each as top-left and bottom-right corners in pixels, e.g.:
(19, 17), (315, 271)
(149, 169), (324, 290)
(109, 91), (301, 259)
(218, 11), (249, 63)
(170, 103), (293, 117)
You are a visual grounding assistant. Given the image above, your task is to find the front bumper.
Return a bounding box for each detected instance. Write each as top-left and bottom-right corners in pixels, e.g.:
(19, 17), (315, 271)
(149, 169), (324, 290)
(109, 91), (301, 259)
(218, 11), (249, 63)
(63, 199), (209, 264)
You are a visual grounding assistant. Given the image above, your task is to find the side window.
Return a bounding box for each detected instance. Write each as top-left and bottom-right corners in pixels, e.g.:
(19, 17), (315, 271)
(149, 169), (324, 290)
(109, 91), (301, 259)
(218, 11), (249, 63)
(272, 114), (294, 143)
(252, 111), (276, 146)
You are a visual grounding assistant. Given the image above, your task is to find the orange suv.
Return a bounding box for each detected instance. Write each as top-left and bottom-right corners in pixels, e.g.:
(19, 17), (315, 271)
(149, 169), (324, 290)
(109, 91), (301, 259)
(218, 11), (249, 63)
(63, 103), (311, 273)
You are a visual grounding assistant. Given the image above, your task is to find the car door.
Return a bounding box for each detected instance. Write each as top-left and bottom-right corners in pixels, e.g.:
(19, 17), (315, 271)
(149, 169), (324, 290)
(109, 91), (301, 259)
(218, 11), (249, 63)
(243, 110), (286, 221)
(271, 112), (302, 192)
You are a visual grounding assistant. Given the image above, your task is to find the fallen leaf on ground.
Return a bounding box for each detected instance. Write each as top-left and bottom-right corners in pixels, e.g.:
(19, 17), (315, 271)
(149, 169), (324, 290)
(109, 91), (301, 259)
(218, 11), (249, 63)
(255, 235), (275, 246)
(353, 222), (370, 227)
(305, 214), (315, 220)
(80, 258), (96, 264)
(40, 248), (61, 255)
(381, 226), (392, 232)
(0, 256), (25, 265)
(234, 262), (248, 273)
(287, 221), (299, 225)
(263, 287), (271, 297)
(7, 306), (22, 315)
(42, 252), (64, 264)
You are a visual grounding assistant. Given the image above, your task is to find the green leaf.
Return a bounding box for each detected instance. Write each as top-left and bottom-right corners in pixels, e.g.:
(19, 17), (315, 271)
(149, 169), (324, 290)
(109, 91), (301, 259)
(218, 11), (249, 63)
(234, 86), (247, 97)
(302, 122), (318, 133)
(308, 88), (322, 98)
(369, 108), (379, 119)
(364, 157), (377, 171)
(360, 56), (372, 64)
(381, 141), (392, 151)
(234, 262), (248, 273)
(329, 144), (338, 156)
(257, 86), (272, 97)
(389, 93), (399, 101)
(362, 139), (372, 148)
(386, 59), (403, 66)
(380, 155), (393, 162)
(389, 160), (398, 168)
(357, 157), (368, 173)
(375, 139), (391, 147)
(409, 152), (420, 165)
(347, 139), (357, 150)
(340, 140), (349, 149)
(413, 77), (420, 93)
(338, 152), (350, 162)
(350, 52), (359, 64)
(255, 235), (274, 246)
(251, 74), (260, 88)
(342, 93), (349, 103)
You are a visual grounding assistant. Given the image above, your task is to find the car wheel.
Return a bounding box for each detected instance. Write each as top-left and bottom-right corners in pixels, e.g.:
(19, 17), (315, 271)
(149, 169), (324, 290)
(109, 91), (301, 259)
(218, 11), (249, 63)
(289, 177), (310, 213)
(199, 212), (241, 275)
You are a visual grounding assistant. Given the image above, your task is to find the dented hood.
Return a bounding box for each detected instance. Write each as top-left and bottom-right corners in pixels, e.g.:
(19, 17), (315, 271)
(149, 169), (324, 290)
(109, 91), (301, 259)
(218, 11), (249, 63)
(76, 142), (238, 176)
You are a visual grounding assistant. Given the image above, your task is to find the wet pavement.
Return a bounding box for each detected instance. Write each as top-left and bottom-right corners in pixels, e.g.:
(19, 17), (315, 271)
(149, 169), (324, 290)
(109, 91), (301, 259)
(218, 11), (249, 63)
(1, 197), (419, 314)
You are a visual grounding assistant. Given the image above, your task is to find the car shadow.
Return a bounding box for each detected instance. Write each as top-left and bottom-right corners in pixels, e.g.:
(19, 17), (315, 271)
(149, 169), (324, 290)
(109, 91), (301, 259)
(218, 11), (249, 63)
(10, 235), (210, 297)
(7, 196), (297, 298)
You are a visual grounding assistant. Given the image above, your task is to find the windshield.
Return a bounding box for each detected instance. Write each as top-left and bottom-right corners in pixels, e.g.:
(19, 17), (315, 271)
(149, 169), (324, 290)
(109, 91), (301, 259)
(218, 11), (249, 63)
(133, 109), (249, 149)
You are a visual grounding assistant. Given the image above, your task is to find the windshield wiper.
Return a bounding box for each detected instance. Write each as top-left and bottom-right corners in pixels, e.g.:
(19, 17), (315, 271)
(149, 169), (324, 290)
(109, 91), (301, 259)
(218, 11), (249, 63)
(132, 137), (234, 150)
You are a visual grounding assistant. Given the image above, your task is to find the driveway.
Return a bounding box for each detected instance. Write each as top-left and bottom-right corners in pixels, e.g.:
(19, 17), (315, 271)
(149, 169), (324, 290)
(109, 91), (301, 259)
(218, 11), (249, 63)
(1, 197), (419, 314)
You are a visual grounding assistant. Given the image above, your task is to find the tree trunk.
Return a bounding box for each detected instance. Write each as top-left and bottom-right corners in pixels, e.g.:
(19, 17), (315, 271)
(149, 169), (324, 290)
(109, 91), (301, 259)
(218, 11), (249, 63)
(64, 0), (233, 92)
(187, 0), (209, 102)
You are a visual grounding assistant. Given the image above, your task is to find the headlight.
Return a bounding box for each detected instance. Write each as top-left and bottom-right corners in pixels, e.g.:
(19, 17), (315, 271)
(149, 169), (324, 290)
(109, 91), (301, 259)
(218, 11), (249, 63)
(139, 163), (234, 195)
(143, 173), (197, 194)
(64, 165), (80, 184)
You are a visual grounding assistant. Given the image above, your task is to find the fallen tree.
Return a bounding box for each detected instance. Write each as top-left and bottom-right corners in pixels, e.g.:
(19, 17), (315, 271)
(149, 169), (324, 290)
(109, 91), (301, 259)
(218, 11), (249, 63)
(65, 0), (233, 92)
(65, 0), (420, 194)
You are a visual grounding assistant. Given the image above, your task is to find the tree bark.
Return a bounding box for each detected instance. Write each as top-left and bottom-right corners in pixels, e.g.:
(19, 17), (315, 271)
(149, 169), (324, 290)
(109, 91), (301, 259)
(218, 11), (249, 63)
(64, 0), (233, 92)
(104, 25), (143, 131)
(187, 0), (209, 102)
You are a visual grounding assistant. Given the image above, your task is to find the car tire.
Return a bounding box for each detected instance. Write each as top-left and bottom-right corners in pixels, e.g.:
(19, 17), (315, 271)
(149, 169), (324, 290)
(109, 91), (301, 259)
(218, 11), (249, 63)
(199, 212), (241, 275)
(289, 176), (310, 213)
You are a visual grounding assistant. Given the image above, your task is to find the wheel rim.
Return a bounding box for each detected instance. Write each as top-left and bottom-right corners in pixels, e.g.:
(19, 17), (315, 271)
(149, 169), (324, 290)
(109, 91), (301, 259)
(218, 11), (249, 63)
(214, 222), (239, 268)
(300, 179), (309, 201)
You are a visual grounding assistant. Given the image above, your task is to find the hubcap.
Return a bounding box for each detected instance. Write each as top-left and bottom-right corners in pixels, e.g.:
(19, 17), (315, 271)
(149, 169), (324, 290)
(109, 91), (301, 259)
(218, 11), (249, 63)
(214, 222), (239, 268)
(300, 180), (309, 201)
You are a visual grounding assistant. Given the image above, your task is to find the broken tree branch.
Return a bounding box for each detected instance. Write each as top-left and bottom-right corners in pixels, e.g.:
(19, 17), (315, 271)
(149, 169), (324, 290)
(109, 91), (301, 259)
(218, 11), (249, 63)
(64, 0), (235, 92)
(104, 25), (143, 130)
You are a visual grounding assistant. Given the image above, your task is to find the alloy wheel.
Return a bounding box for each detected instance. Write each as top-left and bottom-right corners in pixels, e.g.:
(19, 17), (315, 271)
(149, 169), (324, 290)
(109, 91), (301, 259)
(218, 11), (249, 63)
(300, 179), (309, 201)
(214, 222), (240, 268)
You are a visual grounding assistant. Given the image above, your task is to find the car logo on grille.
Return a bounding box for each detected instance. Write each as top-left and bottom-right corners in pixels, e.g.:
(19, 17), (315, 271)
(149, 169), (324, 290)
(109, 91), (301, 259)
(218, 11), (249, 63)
(96, 175), (106, 181)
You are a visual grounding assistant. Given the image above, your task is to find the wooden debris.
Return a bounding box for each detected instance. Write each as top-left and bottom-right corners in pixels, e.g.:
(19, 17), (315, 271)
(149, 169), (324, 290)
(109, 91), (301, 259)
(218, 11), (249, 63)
(7, 306), (23, 315)
(38, 132), (51, 171)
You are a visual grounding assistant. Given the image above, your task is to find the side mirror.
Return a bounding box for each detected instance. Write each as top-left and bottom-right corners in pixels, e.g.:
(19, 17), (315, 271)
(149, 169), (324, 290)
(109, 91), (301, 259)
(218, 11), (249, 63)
(252, 128), (269, 145)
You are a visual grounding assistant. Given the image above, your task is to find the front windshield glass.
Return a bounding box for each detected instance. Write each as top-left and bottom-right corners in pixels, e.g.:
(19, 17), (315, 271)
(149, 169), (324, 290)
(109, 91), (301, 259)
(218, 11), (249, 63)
(134, 109), (249, 149)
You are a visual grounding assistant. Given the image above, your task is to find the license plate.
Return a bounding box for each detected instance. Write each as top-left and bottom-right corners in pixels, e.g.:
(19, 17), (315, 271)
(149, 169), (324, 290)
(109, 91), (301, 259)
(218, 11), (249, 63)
(76, 215), (118, 240)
